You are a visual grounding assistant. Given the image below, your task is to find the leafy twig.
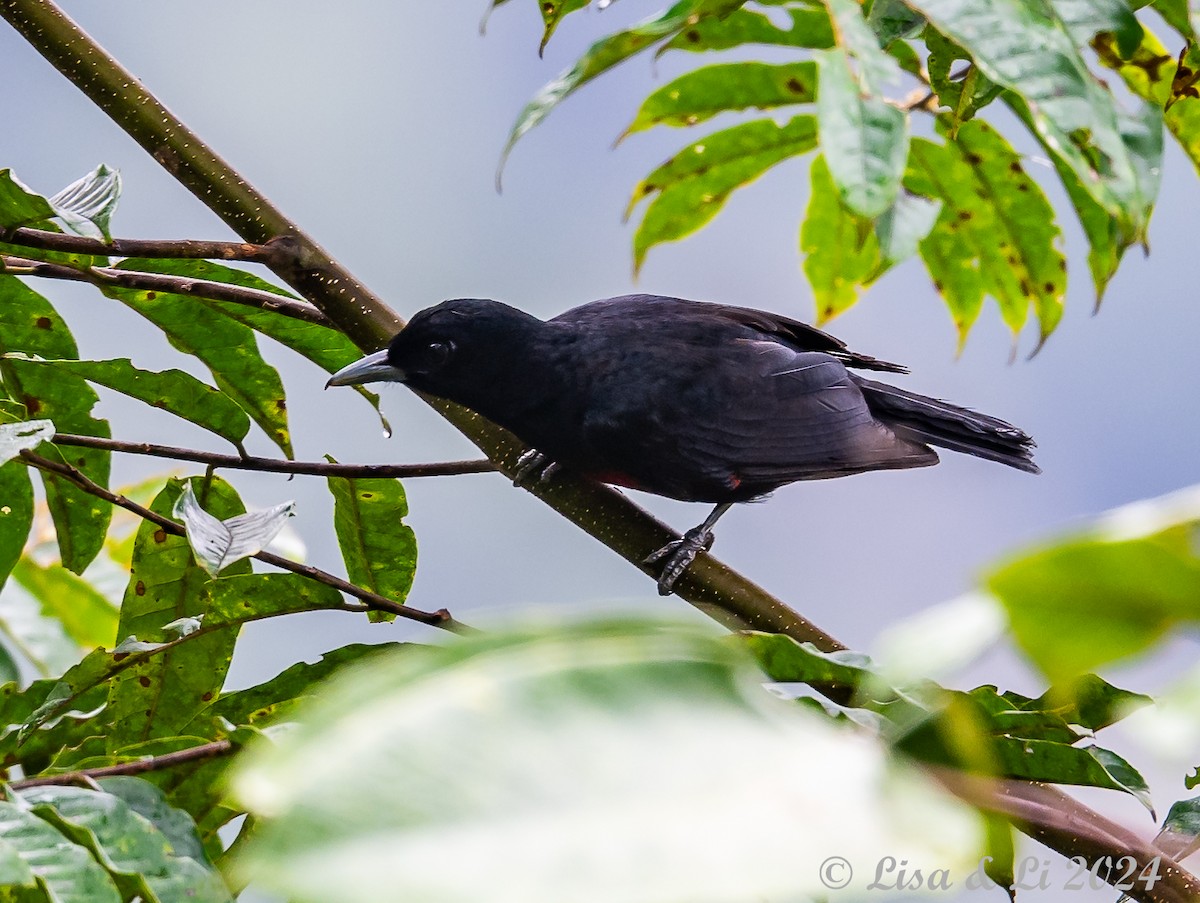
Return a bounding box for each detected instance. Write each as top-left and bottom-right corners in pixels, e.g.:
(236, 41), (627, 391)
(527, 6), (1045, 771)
(19, 450), (469, 632)
(1, 255), (333, 327)
(51, 433), (494, 478)
(8, 739), (234, 789)
(0, 226), (283, 263)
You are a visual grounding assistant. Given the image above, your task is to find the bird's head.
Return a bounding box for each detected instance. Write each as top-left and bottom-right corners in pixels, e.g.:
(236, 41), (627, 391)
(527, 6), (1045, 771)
(326, 298), (543, 404)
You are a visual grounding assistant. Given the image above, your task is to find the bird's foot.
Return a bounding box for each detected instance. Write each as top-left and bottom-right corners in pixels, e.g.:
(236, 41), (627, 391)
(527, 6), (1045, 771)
(512, 448), (561, 488)
(644, 525), (716, 596)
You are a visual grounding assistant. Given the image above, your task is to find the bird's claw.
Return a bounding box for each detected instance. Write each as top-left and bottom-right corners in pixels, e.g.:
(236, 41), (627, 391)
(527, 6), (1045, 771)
(512, 449), (561, 488)
(644, 526), (715, 596)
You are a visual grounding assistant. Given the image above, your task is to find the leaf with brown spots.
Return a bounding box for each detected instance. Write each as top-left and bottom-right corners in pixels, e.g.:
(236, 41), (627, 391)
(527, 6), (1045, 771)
(537, 0), (589, 54)
(621, 61), (816, 138)
(801, 155), (883, 323)
(327, 459), (417, 624)
(904, 123), (1066, 347)
(628, 116), (818, 273)
(657, 5), (833, 56)
(106, 477), (250, 752)
(0, 277), (111, 574)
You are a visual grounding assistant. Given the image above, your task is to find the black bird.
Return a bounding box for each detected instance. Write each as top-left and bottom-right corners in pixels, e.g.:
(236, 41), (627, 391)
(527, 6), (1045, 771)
(328, 294), (1038, 594)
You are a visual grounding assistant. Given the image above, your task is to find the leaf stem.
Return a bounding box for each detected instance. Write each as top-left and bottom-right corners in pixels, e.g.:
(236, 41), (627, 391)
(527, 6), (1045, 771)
(19, 450), (470, 632)
(50, 432), (495, 479)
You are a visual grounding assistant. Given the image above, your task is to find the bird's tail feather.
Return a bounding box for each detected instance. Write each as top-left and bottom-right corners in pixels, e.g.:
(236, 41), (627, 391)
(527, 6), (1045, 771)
(853, 376), (1040, 474)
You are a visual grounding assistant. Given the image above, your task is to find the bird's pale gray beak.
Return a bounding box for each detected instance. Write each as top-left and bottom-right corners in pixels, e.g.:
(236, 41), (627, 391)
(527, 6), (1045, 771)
(325, 350), (404, 388)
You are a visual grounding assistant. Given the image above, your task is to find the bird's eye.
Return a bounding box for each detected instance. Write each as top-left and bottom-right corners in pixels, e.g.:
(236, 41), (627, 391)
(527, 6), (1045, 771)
(427, 340), (454, 367)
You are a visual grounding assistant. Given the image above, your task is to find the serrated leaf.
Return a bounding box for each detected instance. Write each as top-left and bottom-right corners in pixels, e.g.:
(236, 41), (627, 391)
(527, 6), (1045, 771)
(0, 278), (111, 574)
(801, 154), (881, 322)
(630, 116), (818, 271)
(47, 165), (122, 243)
(816, 49), (908, 218)
(622, 61), (816, 137)
(327, 464), (417, 623)
(101, 264), (292, 458)
(0, 418), (54, 465)
(0, 170), (55, 230)
(500, 0), (747, 175)
(658, 5), (833, 55)
(115, 258), (387, 429)
(907, 0), (1161, 244)
(12, 559), (118, 651)
(20, 785), (232, 903)
(174, 482), (294, 576)
(904, 124), (1066, 345)
(0, 800), (121, 903)
(7, 358), (251, 452)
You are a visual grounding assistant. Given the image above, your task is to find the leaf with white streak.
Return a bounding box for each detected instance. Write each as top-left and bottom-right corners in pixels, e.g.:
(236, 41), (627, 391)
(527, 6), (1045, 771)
(0, 418), (54, 464)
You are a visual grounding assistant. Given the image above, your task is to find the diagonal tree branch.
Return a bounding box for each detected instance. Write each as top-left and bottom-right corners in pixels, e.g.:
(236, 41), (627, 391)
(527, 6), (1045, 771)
(9, 739), (235, 789)
(19, 449), (469, 633)
(1, 254), (334, 326)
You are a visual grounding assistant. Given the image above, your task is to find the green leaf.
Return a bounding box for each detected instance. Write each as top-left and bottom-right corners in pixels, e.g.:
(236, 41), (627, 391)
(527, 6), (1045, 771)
(1018, 673), (1153, 731)
(1049, 0), (1142, 58)
(500, 0), (747, 175)
(739, 631), (874, 688)
(622, 61), (816, 137)
(801, 154), (881, 322)
(822, 0), (903, 91)
(0, 644), (18, 687)
(12, 559), (119, 651)
(0, 277), (112, 573)
(1151, 0), (1195, 39)
(47, 164), (122, 243)
(629, 115), (818, 272)
(8, 357), (251, 452)
(658, 5), (833, 55)
(816, 49), (908, 218)
(20, 784), (233, 902)
(115, 258), (386, 429)
(203, 644), (403, 731)
(867, 0), (925, 44)
(924, 27), (1003, 128)
(101, 264), (292, 458)
(327, 463), (417, 623)
(538, 0), (589, 53)
(1151, 796), (1200, 863)
(0, 674), (107, 772)
(0, 453), (33, 592)
(0, 800), (121, 903)
(97, 776), (210, 865)
(986, 485), (1200, 681)
(908, 0), (1161, 243)
(904, 124), (1066, 346)
(0, 170), (55, 230)
(232, 617), (985, 902)
(876, 191), (941, 267)
(106, 477), (250, 750)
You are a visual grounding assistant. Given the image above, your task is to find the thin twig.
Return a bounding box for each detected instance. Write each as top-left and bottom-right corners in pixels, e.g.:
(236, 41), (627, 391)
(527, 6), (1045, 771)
(0, 226), (284, 263)
(20, 450), (470, 633)
(0, 255), (333, 327)
(51, 433), (495, 479)
(9, 740), (234, 789)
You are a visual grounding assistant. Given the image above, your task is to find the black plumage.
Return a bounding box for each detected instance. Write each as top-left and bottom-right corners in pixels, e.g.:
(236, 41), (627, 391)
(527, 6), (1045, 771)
(329, 294), (1038, 593)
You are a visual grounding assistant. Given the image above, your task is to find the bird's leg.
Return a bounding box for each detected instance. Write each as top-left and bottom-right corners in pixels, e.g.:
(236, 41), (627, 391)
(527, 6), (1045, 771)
(512, 448), (561, 487)
(644, 502), (732, 596)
